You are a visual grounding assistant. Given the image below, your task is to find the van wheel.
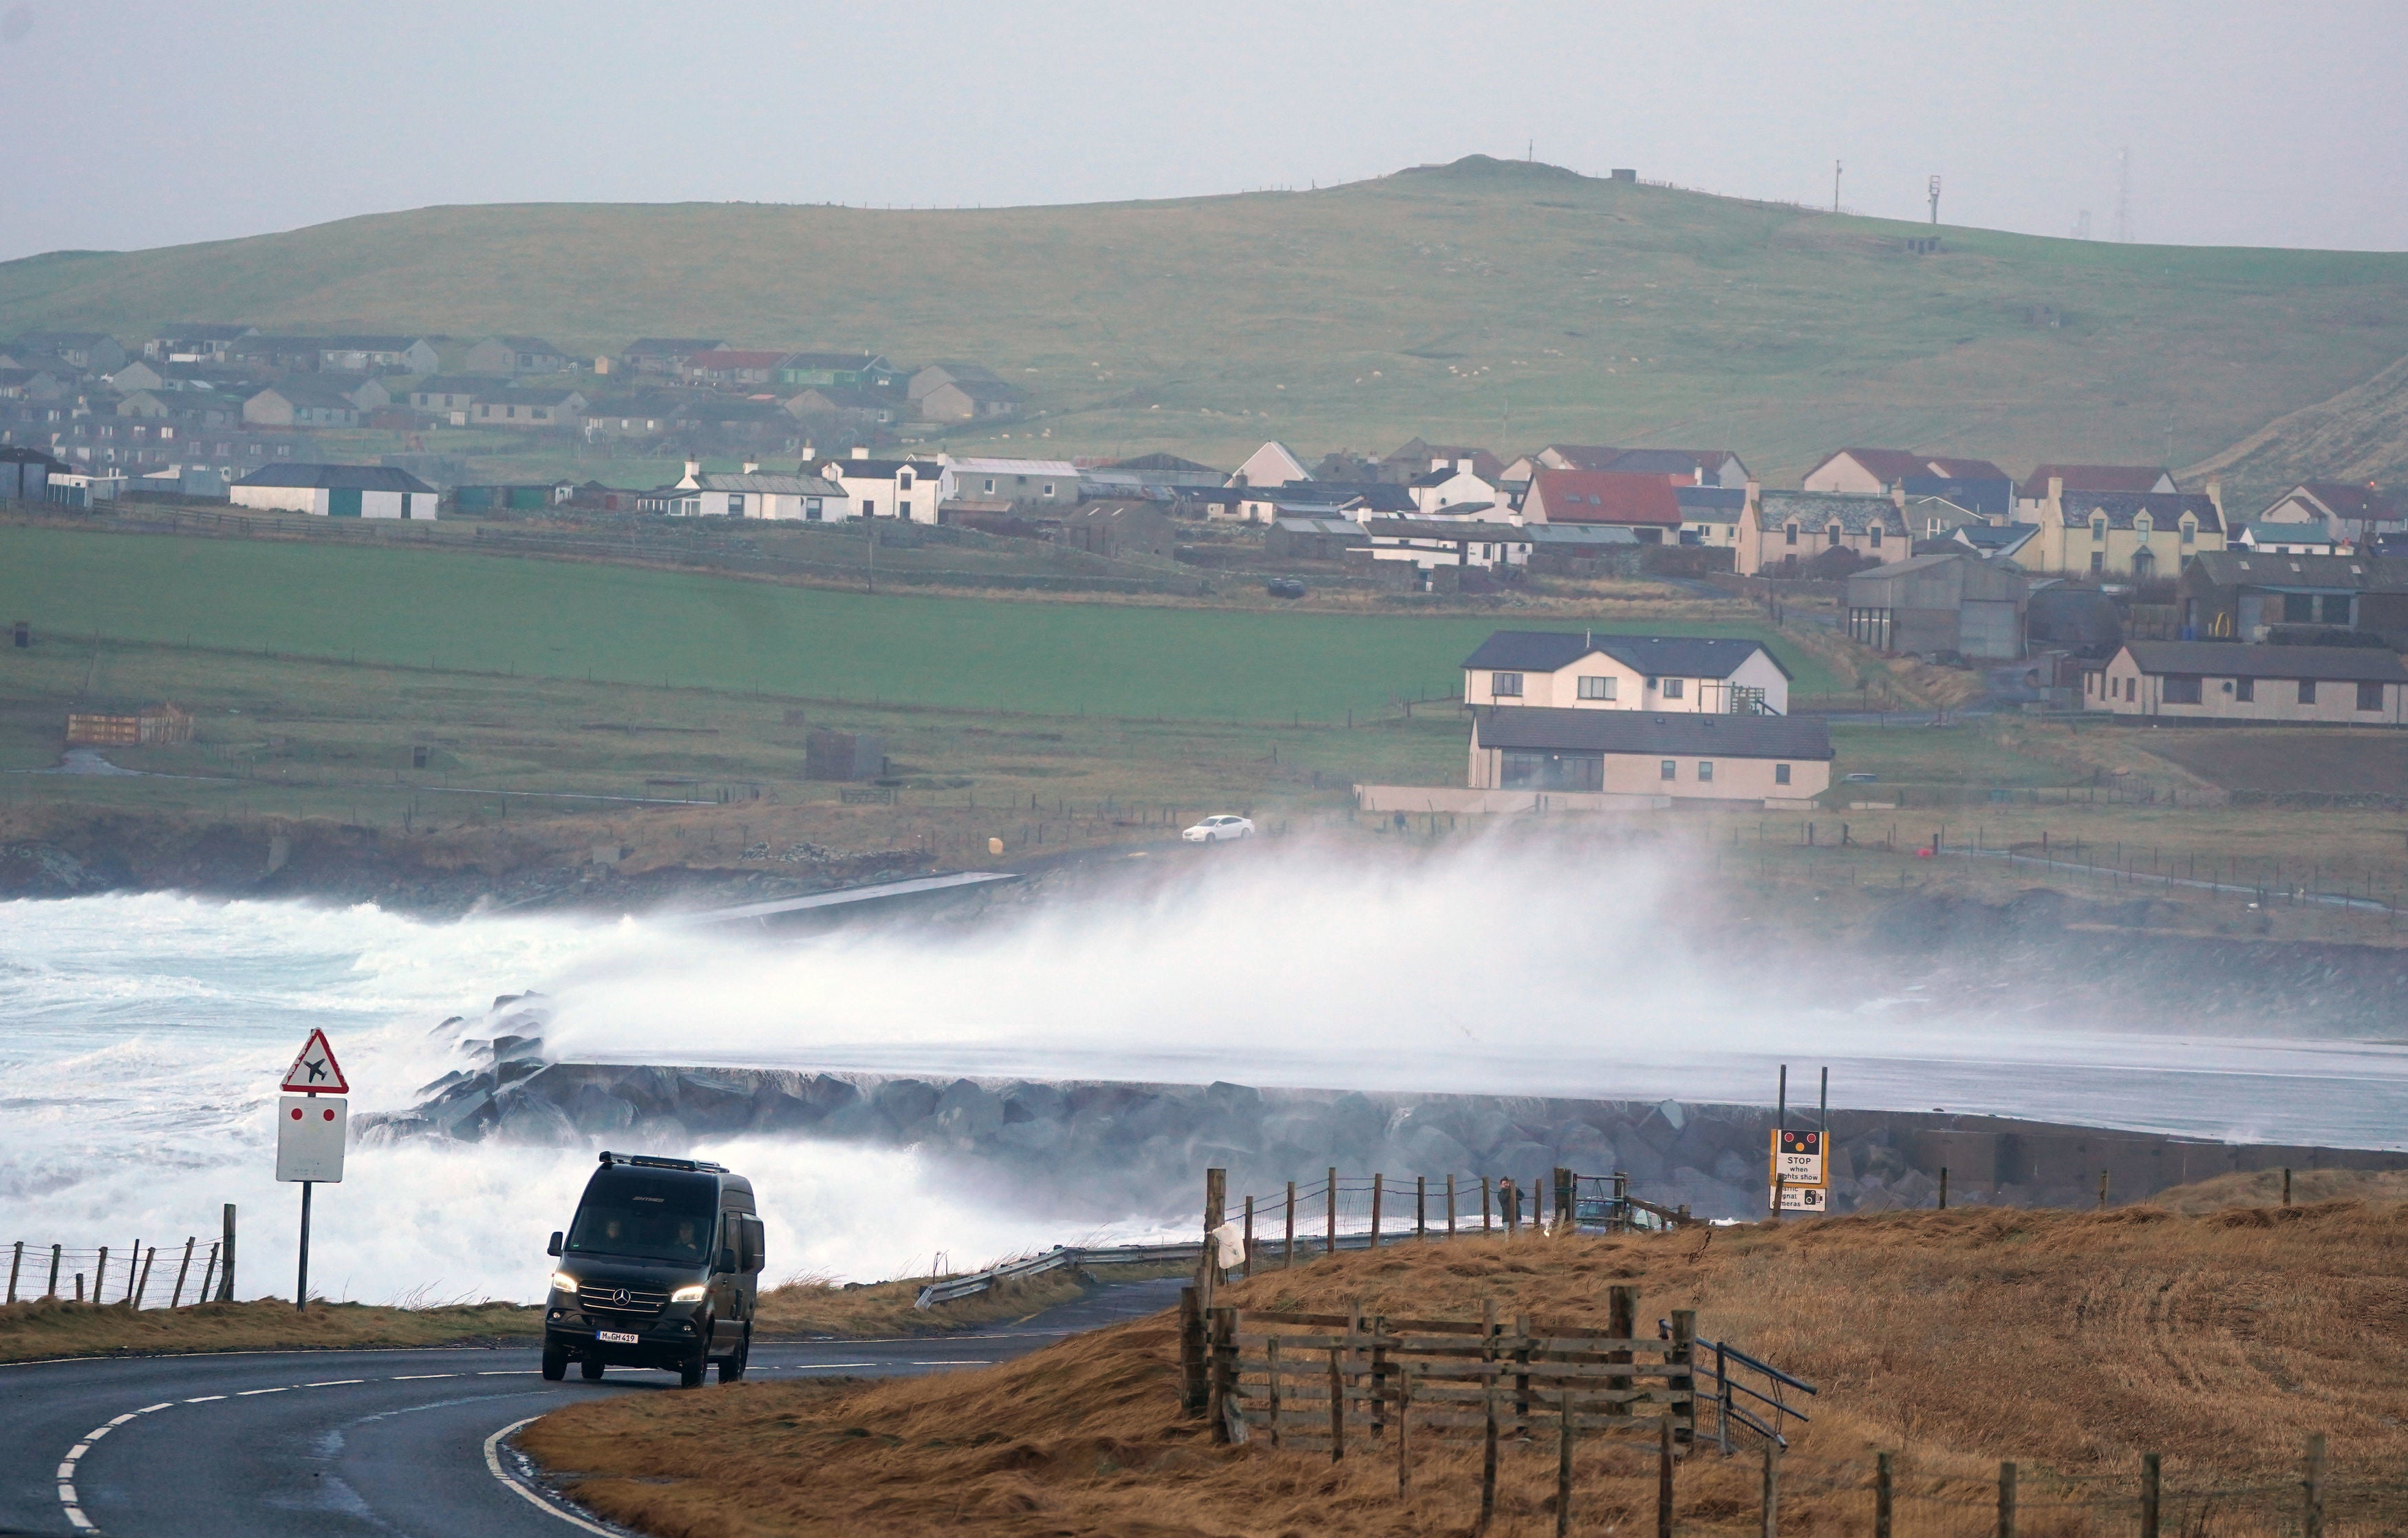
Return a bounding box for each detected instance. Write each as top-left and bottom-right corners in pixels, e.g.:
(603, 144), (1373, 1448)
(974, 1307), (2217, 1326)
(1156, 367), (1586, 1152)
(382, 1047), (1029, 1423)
(679, 1347), (707, 1389)
(541, 1344), (567, 1382)
(580, 1357), (605, 1381)
(718, 1328), (749, 1385)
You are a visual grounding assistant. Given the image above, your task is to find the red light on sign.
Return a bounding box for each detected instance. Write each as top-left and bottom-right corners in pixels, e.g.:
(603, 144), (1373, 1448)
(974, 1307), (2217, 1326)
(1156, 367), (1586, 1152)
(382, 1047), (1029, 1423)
(322, 1109), (335, 1121)
(290, 1107), (303, 1120)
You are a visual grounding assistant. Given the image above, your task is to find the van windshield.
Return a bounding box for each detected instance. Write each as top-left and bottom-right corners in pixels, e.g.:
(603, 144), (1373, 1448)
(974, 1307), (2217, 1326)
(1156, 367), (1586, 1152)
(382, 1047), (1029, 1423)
(566, 1173), (718, 1265)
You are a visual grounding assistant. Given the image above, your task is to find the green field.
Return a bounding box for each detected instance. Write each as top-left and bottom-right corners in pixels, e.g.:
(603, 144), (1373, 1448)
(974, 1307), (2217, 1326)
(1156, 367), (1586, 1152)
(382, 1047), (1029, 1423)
(6, 158), (2405, 491)
(0, 526), (1834, 719)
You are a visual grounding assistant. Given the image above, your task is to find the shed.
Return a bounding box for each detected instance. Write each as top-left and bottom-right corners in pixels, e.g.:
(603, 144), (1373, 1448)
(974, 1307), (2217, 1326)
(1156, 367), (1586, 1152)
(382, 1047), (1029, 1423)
(805, 729), (886, 781)
(1060, 500), (1175, 559)
(1844, 552), (2028, 659)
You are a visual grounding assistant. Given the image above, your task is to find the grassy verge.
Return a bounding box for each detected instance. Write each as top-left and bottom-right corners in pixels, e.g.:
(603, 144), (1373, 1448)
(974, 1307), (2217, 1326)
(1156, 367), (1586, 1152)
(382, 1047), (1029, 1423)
(524, 1200), (2408, 1537)
(0, 1298), (541, 1364)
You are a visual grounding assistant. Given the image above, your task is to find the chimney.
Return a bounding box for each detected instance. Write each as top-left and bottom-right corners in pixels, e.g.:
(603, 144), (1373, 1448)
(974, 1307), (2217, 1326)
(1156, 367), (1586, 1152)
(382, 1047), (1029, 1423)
(742, 460), (760, 475)
(2048, 475), (2064, 521)
(678, 458), (701, 489)
(851, 445), (870, 460)
(2205, 474), (2224, 519)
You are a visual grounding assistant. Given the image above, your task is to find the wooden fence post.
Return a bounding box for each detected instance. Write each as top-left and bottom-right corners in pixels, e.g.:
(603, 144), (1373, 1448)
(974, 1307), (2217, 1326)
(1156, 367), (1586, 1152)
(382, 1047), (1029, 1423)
(1397, 1366), (1413, 1497)
(1608, 1285), (1637, 1427)
(1243, 1196), (1254, 1276)
(1657, 1411), (1675, 1538)
(1448, 1174), (1458, 1237)
(1370, 1312), (1389, 1440)
(1514, 1312), (1534, 1436)
(1670, 1309), (1697, 1446)
(1875, 1451), (1893, 1538)
(1483, 1175), (1493, 1232)
(1557, 1386), (1576, 1538)
(1370, 1174), (1384, 1248)
(47, 1243), (62, 1300)
(2282, 1167), (2293, 1206)
(5, 1241), (18, 1305)
(218, 1204), (237, 1301)
(1761, 1441), (1781, 1538)
(2140, 1452), (2160, 1538)
(1179, 1285), (1207, 1416)
(1938, 1168), (1949, 1210)
(2304, 1433), (2326, 1538)
(1266, 1336), (1283, 1450)
(1417, 1175), (1427, 1240)
(1208, 1306), (1238, 1444)
(169, 1237), (195, 1310)
(1326, 1167), (1337, 1256)
(1998, 1460), (2017, 1538)
(2098, 1169), (2110, 1210)
(1284, 1182), (1296, 1268)
(1199, 1168), (1226, 1310)
(94, 1246), (109, 1304)
(1329, 1345), (1346, 1462)
(197, 1242), (217, 1306)
(132, 1245), (155, 1309)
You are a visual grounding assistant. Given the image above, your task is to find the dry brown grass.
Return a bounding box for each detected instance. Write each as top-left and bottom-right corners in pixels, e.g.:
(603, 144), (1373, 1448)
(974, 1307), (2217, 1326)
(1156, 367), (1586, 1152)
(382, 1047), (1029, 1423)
(751, 1271), (1097, 1338)
(0, 1296), (541, 1363)
(2149, 1167), (2408, 1215)
(522, 1203), (2408, 1537)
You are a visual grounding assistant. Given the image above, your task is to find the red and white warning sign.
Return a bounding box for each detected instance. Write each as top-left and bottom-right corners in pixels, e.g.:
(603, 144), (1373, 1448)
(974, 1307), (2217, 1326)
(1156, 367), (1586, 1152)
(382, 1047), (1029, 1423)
(280, 1029), (349, 1094)
(276, 1096), (348, 1183)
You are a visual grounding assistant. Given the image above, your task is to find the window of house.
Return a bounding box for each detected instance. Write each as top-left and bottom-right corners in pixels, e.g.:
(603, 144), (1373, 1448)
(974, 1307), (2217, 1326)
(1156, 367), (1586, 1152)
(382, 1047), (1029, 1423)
(2092, 517), (2108, 543)
(2321, 595), (2352, 625)
(898, 471), (913, 491)
(2135, 515), (2153, 537)
(861, 499), (875, 517)
(1042, 482), (1056, 498)
(1577, 676), (1617, 701)
(2163, 675), (2202, 705)
(2298, 679), (2317, 705)
(1869, 524), (1883, 548)
(2090, 552), (2105, 573)
(2358, 681), (2385, 712)
(1697, 760), (1714, 782)
(2282, 593), (2314, 623)
(1785, 523), (1798, 546)
(1659, 760), (1677, 781)
(1774, 763), (1791, 785)
(2180, 521), (2195, 546)
(983, 478), (996, 494)
(1491, 672), (1523, 698)
(1662, 678), (1685, 699)
(1827, 524), (1842, 546)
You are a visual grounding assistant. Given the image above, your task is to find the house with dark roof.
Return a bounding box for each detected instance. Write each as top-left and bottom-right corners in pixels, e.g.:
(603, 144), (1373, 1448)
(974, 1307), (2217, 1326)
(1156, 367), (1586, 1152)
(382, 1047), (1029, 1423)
(1406, 460), (1503, 515)
(906, 361), (1001, 401)
(1599, 447), (1749, 489)
(917, 376), (1023, 423)
(1948, 522), (2040, 562)
(2022, 480), (2226, 577)
(469, 389), (587, 429)
(1462, 630), (1791, 715)
(1262, 516), (1372, 562)
(809, 449), (944, 522)
(783, 386), (899, 425)
(2255, 482), (2402, 546)
(464, 336), (570, 376)
(2234, 522), (2341, 556)
(775, 352), (899, 392)
(2014, 464), (2178, 524)
(1233, 480), (1415, 526)
(1675, 485), (1746, 548)
(314, 336), (440, 374)
(11, 331), (125, 374)
(230, 463), (437, 520)
(1467, 705), (1833, 800)
(1060, 500), (1176, 560)
(407, 376), (488, 414)
(1359, 517), (1533, 570)
(241, 377), (382, 429)
(1523, 469), (1681, 537)
(143, 324), (259, 363)
(1737, 489), (1911, 575)
(2086, 641), (2406, 725)
(680, 350), (792, 387)
(2178, 551), (2408, 643)
(1802, 448), (2013, 517)
(1384, 438), (1505, 483)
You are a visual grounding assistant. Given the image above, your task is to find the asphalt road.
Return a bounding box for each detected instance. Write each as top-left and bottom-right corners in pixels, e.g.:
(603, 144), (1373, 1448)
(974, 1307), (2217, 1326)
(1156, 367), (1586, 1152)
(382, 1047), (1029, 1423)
(0, 1277), (1185, 1537)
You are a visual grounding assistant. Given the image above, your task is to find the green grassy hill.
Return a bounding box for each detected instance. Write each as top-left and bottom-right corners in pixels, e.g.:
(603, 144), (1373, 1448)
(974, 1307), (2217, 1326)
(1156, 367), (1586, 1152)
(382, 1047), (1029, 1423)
(6, 157), (2403, 486)
(0, 525), (1834, 720)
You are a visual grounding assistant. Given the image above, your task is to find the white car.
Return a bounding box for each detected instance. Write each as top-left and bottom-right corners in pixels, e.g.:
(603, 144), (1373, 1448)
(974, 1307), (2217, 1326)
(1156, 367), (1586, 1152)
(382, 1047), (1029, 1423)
(1182, 814), (1254, 844)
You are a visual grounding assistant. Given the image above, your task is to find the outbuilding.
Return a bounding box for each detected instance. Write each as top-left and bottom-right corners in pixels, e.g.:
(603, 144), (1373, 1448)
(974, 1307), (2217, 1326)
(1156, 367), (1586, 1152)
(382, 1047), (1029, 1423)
(2085, 641), (2407, 725)
(230, 463), (438, 520)
(1844, 552), (2029, 659)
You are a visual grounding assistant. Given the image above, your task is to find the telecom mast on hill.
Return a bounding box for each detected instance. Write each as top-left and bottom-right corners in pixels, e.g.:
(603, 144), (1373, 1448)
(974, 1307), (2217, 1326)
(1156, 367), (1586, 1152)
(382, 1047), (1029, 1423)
(2111, 148), (2133, 242)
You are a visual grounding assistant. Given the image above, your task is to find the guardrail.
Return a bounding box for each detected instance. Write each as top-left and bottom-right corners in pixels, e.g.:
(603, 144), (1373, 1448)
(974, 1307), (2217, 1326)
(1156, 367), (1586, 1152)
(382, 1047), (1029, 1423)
(914, 1241), (1206, 1307)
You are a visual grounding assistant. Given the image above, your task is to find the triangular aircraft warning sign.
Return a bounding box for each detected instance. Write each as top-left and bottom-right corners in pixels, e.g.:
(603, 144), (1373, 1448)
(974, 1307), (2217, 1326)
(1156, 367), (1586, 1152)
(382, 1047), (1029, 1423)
(280, 1029), (350, 1094)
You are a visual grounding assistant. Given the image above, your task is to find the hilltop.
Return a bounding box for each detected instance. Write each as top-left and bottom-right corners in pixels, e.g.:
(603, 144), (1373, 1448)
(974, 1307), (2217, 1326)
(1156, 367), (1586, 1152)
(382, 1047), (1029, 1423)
(5, 157), (2405, 487)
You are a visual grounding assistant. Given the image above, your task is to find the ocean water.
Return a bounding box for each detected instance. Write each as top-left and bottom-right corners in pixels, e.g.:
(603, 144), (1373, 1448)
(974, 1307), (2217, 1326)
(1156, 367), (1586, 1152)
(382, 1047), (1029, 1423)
(3, 842), (2402, 1302)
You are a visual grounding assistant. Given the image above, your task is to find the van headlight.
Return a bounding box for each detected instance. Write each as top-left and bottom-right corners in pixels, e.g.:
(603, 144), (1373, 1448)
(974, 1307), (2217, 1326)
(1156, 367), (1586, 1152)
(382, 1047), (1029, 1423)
(669, 1283), (707, 1303)
(550, 1271), (578, 1294)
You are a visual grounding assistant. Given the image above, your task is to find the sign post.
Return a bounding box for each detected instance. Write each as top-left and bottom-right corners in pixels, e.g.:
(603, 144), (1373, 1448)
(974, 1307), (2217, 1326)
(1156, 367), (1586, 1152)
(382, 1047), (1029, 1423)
(1767, 1063), (1832, 1216)
(275, 1029), (349, 1313)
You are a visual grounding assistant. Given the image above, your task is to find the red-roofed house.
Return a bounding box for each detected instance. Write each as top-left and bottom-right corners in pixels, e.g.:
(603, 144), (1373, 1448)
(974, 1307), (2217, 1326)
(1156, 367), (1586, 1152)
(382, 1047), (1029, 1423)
(678, 350), (793, 388)
(1523, 470), (1681, 540)
(2257, 482), (2403, 546)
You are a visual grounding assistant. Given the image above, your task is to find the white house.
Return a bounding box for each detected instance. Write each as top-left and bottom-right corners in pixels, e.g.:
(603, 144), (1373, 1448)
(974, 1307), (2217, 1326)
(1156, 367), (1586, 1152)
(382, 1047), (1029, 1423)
(230, 464), (437, 520)
(936, 455), (1079, 509)
(1461, 630), (1792, 715)
(1407, 460), (1505, 516)
(664, 460), (841, 520)
(2234, 523), (2341, 556)
(810, 449), (943, 522)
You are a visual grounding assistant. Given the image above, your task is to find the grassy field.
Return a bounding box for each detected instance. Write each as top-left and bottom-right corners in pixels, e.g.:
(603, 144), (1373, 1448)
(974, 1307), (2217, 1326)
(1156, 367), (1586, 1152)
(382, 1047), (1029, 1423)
(0, 524), (1835, 720)
(522, 1200), (2408, 1537)
(6, 158), (2405, 490)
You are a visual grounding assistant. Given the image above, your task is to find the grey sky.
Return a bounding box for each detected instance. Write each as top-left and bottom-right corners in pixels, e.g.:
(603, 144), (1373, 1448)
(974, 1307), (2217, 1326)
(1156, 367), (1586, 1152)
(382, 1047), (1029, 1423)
(3, 0), (2403, 263)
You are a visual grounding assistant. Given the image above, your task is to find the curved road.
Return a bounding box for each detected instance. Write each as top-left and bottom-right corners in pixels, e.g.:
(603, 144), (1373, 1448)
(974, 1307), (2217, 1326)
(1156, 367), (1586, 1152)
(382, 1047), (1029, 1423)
(0, 1278), (1183, 1537)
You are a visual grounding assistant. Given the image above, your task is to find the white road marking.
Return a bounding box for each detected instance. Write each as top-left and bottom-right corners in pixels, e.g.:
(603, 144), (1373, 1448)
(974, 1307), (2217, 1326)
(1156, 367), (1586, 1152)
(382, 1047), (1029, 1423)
(305, 1378), (365, 1387)
(477, 1369), (539, 1376)
(184, 1394), (225, 1402)
(136, 1403), (173, 1413)
(235, 1387), (290, 1396)
(65, 1504), (95, 1530)
(57, 1463), (76, 1480)
(66, 1444), (89, 1459)
(909, 1359), (991, 1365)
(391, 1373), (457, 1380)
(107, 1413), (140, 1426)
(483, 1416), (621, 1535)
(782, 1362), (878, 1370)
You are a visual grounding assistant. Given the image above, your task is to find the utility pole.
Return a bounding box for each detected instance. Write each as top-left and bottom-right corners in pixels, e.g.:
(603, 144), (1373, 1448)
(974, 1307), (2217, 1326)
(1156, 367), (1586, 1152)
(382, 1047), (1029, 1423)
(2111, 148), (2132, 243)
(1833, 160), (1842, 213)
(1928, 175), (1942, 225)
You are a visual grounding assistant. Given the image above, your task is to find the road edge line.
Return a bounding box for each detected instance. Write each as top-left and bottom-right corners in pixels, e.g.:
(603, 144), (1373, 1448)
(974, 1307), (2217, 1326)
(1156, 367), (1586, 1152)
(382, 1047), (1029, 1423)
(483, 1416), (622, 1537)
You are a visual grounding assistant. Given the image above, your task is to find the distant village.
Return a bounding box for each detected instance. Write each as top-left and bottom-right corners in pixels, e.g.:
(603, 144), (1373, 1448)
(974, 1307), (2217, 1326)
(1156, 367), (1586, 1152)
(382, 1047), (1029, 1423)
(5, 325), (2405, 769)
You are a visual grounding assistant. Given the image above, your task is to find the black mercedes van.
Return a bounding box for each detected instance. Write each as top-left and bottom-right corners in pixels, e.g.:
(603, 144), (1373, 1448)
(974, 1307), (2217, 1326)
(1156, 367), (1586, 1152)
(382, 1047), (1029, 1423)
(541, 1151), (765, 1387)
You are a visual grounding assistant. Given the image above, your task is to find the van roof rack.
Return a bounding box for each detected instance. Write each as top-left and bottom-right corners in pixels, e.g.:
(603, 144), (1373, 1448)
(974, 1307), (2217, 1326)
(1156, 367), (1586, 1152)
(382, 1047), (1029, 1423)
(598, 1151), (728, 1174)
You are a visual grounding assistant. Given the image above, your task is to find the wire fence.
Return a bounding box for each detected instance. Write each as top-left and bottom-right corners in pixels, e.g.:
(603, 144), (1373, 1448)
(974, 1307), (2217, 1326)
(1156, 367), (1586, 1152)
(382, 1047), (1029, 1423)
(6, 1237), (223, 1309)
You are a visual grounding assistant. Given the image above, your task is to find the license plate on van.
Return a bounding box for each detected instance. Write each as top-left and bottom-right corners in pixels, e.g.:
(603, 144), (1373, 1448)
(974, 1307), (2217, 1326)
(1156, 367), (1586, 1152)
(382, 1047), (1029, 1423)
(596, 1331), (638, 1344)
